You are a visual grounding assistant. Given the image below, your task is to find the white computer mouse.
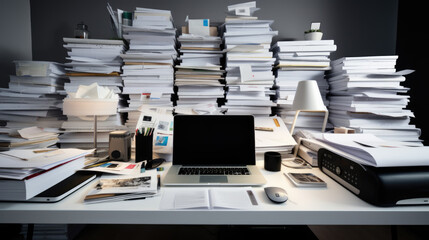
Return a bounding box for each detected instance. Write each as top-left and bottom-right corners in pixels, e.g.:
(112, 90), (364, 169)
(264, 187), (288, 203)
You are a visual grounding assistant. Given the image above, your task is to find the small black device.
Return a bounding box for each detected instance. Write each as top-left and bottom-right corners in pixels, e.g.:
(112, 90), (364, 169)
(264, 187), (288, 203)
(318, 148), (429, 206)
(27, 172), (97, 202)
(109, 130), (131, 161)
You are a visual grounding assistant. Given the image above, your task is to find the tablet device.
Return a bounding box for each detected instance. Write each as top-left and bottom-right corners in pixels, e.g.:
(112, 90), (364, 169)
(27, 172), (97, 202)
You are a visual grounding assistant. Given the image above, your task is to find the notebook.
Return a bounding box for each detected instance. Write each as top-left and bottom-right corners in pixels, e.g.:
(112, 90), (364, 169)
(163, 115), (266, 186)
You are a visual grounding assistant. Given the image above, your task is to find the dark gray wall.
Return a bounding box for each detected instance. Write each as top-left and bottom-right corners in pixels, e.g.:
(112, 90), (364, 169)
(0, 0), (32, 88)
(29, 0), (398, 63)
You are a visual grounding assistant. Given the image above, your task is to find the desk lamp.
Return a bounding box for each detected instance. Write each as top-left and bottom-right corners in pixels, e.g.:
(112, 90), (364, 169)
(289, 80), (328, 134)
(63, 84), (118, 158)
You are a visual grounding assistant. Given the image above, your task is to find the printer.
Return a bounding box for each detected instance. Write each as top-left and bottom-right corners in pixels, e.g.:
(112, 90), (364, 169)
(318, 148), (429, 207)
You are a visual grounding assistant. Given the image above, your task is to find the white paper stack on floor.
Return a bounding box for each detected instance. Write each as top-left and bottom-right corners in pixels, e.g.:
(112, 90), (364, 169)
(326, 56), (422, 144)
(221, 2), (277, 116)
(0, 61), (67, 131)
(60, 39), (126, 149)
(272, 40), (336, 132)
(174, 23), (225, 114)
(120, 7), (177, 131)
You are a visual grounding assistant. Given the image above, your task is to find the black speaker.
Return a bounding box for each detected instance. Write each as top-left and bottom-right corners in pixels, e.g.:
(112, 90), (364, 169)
(108, 130), (131, 161)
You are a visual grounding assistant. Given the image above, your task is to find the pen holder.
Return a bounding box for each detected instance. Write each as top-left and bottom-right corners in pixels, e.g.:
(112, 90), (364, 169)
(135, 133), (153, 163)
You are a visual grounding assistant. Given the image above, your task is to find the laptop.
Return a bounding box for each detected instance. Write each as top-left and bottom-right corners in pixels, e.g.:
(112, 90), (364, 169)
(163, 115), (266, 186)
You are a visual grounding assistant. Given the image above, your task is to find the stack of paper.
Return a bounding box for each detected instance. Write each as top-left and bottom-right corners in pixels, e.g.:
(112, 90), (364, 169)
(326, 56), (421, 144)
(254, 116), (296, 155)
(0, 148), (92, 201)
(220, 1), (277, 116)
(174, 25), (226, 114)
(0, 61), (66, 131)
(0, 126), (59, 151)
(272, 40), (336, 132)
(120, 7), (177, 131)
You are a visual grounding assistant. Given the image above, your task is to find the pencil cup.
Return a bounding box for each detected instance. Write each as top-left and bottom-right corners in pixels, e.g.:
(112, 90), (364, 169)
(264, 151), (281, 172)
(135, 133), (153, 163)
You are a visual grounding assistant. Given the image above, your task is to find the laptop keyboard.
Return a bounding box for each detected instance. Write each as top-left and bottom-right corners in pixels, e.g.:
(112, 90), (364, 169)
(178, 167), (250, 175)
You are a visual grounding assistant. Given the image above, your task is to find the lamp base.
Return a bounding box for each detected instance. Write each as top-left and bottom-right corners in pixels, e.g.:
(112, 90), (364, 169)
(85, 149), (109, 165)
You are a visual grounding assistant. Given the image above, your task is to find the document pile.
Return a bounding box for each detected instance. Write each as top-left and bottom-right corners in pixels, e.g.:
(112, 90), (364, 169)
(0, 126), (59, 151)
(84, 171), (158, 204)
(272, 39), (336, 132)
(221, 1), (278, 116)
(0, 148), (92, 201)
(254, 116), (296, 156)
(315, 133), (429, 167)
(59, 83), (126, 149)
(174, 19), (225, 114)
(0, 61), (66, 130)
(326, 56), (421, 144)
(120, 7), (177, 131)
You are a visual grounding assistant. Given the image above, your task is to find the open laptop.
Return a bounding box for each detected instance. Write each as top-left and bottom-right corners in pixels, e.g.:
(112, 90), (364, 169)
(163, 115), (266, 186)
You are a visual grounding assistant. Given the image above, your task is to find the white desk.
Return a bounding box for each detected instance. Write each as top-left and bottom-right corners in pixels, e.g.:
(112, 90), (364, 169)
(1, 160), (429, 225)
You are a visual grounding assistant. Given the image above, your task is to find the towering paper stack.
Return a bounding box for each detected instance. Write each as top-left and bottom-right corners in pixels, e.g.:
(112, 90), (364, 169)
(272, 40), (336, 132)
(120, 7), (177, 131)
(221, 1), (278, 116)
(0, 61), (66, 131)
(173, 23), (225, 114)
(326, 56), (421, 144)
(60, 38), (126, 149)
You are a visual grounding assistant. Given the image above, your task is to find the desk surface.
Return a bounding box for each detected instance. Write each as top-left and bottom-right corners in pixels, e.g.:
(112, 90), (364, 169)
(1, 160), (429, 225)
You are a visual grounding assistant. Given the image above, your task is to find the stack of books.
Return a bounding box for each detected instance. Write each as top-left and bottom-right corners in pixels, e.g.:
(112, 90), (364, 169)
(326, 56), (422, 144)
(174, 25), (225, 114)
(272, 40), (336, 132)
(0, 61), (66, 131)
(60, 38), (126, 149)
(221, 2), (277, 116)
(120, 7), (177, 131)
(0, 148), (92, 201)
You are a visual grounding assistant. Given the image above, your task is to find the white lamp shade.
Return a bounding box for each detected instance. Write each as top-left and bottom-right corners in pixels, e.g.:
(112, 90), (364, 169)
(292, 80), (327, 111)
(63, 98), (118, 116)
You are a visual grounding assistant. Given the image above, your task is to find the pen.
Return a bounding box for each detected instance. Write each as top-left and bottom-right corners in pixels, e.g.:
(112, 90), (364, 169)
(273, 118), (280, 127)
(33, 149), (57, 153)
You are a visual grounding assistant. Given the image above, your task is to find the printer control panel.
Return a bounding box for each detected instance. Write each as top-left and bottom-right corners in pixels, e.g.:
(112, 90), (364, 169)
(318, 148), (365, 195)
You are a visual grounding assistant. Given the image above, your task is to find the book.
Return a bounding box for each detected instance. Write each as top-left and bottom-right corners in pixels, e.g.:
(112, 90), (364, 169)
(0, 157), (85, 201)
(160, 187), (258, 210)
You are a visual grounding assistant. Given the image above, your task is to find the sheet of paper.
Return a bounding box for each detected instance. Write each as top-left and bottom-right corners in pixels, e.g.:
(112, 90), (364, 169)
(188, 19), (210, 36)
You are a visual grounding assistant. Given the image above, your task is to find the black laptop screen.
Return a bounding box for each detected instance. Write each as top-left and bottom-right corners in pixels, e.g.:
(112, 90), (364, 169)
(173, 115), (256, 166)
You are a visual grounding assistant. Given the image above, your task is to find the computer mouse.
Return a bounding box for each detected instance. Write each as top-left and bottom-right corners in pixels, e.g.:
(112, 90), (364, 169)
(264, 187), (288, 203)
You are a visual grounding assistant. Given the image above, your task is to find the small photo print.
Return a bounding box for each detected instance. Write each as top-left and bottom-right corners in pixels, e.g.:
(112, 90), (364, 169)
(158, 121), (169, 131)
(97, 176), (151, 189)
(155, 136), (168, 146)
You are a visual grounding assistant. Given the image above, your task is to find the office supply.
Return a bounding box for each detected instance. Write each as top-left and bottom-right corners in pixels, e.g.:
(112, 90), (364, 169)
(160, 187), (258, 209)
(84, 171), (158, 204)
(108, 130), (131, 161)
(288, 80), (329, 134)
(285, 172), (326, 188)
(282, 158), (312, 169)
(163, 115), (266, 186)
(264, 187), (288, 203)
(264, 152), (281, 172)
(135, 128), (153, 162)
(318, 148), (429, 206)
(27, 172), (96, 202)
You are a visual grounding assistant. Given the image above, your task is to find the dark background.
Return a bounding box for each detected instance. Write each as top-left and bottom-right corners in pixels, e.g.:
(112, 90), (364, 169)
(20, 0), (429, 144)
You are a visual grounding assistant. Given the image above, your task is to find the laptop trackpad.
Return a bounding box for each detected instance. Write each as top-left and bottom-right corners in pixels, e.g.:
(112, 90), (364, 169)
(199, 176), (228, 183)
